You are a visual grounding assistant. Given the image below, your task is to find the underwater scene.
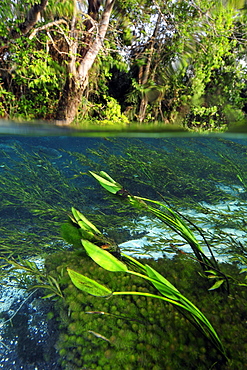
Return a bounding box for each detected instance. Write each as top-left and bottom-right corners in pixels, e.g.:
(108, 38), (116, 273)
(0, 135), (247, 370)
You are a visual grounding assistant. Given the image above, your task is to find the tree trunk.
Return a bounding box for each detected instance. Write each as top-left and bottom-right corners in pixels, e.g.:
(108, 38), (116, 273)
(55, 0), (115, 125)
(55, 76), (86, 124)
(138, 97), (149, 123)
(138, 14), (161, 123)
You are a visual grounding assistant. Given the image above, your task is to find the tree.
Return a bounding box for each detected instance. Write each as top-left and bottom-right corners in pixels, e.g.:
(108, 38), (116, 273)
(126, 0), (247, 128)
(55, 0), (115, 124)
(0, 0), (247, 129)
(0, 0), (116, 124)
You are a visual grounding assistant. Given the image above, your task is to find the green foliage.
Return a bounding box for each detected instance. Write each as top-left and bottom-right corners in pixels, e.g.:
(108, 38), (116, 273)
(89, 170), (224, 277)
(0, 142), (88, 257)
(8, 40), (64, 119)
(0, 0), (246, 128)
(60, 222), (83, 250)
(82, 239), (128, 272)
(68, 236), (227, 359)
(2, 137), (247, 259)
(4, 256), (63, 298)
(44, 249), (247, 369)
(94, 96), (129, 126)
(0, 86), (15, 118)
(125, 0), (247, 128)
(42, 0), (75, 20)
(1, 137), (247, 367)
(67, 268), (112, 296)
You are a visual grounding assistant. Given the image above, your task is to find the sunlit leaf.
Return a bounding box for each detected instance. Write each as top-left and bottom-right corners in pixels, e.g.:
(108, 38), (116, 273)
(67, 268), (112, 296)
(145, 264), (180, 293)
(71, 207), (101, 233)
(89, 171), (122, 194)
(82, 239), (128, 272)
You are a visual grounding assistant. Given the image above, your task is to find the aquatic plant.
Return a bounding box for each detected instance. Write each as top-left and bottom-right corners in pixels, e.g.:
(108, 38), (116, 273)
(1, 137), (247, 259)
(65, 207), (228, 358)
(3, 256), (63, 298)
(89, 171), (234, 290)
(0, 141), (87, 257)
(67, 137), (247, 206)
(2, 208), (247, 368)
(68, 237), (227, 360)
(2, 137), (247, 368)
(42, 246), (247, 370)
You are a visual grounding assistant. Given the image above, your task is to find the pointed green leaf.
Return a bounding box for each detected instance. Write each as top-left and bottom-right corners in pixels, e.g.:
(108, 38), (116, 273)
(208, 279), (225, 291)
(145, 264), (181, 300)
(42, 293), (57, 299)
(240, 268), (247, 273)
(89, 171), (122, 194)
(99, 171), (118, 183)
(67, 268), (112, 297)
(145, 264), (179, 292)
(205, 270), (217, 275)
(82, 239), (128, 272)
(71, 207), (101, 234)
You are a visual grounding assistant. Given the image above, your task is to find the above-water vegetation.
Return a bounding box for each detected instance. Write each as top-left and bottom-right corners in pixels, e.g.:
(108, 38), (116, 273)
(0, 136), (247, 369)
(1, 0), (247, 129)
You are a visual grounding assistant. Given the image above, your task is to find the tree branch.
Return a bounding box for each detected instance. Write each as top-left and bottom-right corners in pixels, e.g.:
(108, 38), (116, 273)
(10, 0), (49, 39)
(29, 19), (68, 40)
(78, 0), (115, 80)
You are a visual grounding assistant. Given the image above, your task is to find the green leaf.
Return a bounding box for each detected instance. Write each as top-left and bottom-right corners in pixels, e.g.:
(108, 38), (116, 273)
(121, 253), (146, 273)
(205, 270), (217, 275)
(71, 207), (101, 234)
(42, 292), (57, 299)
(145, 264), (179, 292)
(145, 264), (181, 301)
(240, 268), (247, 273)
(67, 268), (112, 297)
(99, 171), (118, 183)
(89, 171), (122, 194)
(208, 279), (225, 291)
(82, 239), (128, 272)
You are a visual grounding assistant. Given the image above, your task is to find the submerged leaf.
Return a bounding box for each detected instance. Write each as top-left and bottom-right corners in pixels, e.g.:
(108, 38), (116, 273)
(145, 264), (180, 292)
(208, 279), (225, 291)
(67, 268), (112, 296)
(71, 207), (101, 234)
(89, 171), (122, 194)
(82, 239), (128, 272)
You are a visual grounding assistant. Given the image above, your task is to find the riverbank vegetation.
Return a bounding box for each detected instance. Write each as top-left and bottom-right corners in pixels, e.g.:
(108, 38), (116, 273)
(1, 1), (247, 130)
